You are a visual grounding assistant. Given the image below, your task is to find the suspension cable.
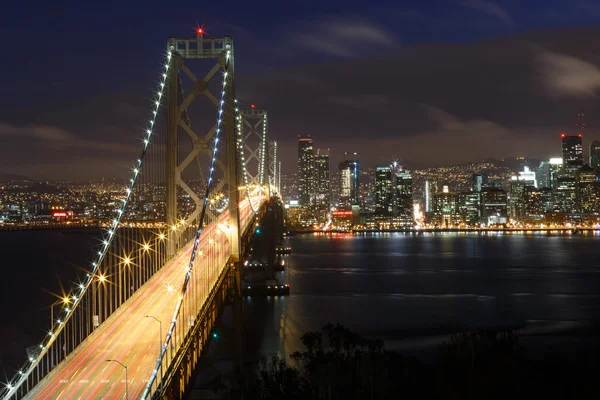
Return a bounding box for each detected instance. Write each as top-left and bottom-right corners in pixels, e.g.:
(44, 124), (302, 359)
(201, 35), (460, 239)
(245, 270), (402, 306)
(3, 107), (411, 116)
(141, 44), (232, 399)
(1, 50), (174, 400)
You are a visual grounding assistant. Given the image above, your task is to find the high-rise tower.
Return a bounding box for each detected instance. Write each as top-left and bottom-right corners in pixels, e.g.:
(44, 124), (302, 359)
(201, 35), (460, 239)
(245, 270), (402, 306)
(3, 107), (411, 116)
(561, 133), (583, 164)
(590, 140), (600, 169)
(374, 166), (393, 215)
(339, 154), (359, 209)
(298, 135), (315, 205)
(314, 148), (331, 209)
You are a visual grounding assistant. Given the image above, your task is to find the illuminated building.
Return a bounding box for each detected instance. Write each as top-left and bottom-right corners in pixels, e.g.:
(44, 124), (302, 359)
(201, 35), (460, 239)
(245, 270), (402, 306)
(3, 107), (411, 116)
(554, 165), (577, 212)
(472, 173), (487, 193)
(433, 185), (459, 227)
(314, 149), (331, 209)
(339, 157), (359, 209)
(540, 188), (554, 213)
(480, 187), (508, 225)
(561, 133), (583, 164)
(375, 166), (393, 215)
(590, 140), (600, 169)
(298, 135), (315, 206)
(331, 210), (353, 230)
(522, 187), (543, 223)
(548, 157), (563, 190)
(395, 170), (413, 225)
(458, 192), (480, 225)
(510, 166), (536, 221)
(424, 180), (433, 212)
(536, 161), (551, 189)
(577, 165), (600, 213)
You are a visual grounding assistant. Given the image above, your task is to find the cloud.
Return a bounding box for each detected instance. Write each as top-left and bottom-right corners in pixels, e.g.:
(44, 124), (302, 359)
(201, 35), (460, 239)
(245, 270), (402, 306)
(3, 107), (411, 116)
(291, 17), (398, 58)
(323, 94), (389, 109)
(538, 51), (600, 97)
(463, 0), (514, 27)
(0, 123), (72, 141)
(0, 122), (136, 153)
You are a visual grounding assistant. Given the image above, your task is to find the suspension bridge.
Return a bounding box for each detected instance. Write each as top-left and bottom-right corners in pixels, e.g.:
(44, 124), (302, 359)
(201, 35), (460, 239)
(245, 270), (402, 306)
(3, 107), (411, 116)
(1, 31), (281, 400)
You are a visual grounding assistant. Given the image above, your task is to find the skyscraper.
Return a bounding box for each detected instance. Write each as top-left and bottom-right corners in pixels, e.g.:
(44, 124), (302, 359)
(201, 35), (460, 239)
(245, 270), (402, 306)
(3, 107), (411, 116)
(374, 166), (393, 215)
(561, 133), (583, 164)
(472, 173), (487, 193)
(395, 170), (413, 223)
(339, 157), (359, 209)
(590, 140), (600, 169)
(314, 149), (331, 209)
(298, 135), (315, 206)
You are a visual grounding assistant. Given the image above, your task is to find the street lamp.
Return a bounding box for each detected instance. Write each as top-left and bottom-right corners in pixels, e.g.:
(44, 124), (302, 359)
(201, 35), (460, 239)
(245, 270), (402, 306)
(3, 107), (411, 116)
(106, 359), (128, 400)
(144, 315), (163, 383)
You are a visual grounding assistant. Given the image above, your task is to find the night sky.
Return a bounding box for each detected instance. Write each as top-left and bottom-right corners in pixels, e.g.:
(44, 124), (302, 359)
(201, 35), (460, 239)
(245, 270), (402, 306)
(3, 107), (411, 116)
(2, 0), (600, 180)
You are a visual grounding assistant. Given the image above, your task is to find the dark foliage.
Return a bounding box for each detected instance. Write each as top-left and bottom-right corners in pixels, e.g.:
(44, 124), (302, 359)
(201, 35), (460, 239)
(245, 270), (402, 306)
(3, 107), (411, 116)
(220, 324), (600, 400)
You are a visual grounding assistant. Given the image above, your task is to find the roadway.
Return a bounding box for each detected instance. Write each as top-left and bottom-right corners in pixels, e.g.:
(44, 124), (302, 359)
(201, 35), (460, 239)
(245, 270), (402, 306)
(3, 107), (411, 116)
(27, 196), (261, 399)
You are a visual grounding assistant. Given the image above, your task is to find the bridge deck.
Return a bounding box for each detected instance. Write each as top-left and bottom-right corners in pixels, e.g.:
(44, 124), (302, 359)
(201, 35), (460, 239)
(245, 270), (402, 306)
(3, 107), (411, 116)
(25, 197), (261, 400)
(28, 240), (193, 399)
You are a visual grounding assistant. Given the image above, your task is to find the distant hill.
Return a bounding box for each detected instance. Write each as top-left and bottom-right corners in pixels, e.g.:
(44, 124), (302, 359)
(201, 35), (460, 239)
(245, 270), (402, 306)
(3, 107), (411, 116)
(0, 173), (30, 181)
(6, 182), (66, 194)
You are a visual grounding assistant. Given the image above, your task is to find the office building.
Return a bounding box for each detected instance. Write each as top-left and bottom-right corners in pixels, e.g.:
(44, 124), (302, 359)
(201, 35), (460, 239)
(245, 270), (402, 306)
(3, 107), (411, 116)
(590, 140), (600, 169)
(577, 165), (600, 213)
(395, 170), (413, 224)
(298, 135), (315, 205)
(509, 166), (536, 221)
(472, 173), (487, 193)
(555, 166), (577, 213)
(561, 133), (583, 164)
(374, 166), (393, 215)
(480, 187), (508, 225)
(523, 186), (544, 223)
(459, 192), (480, 225)
(433, 185), (459, 227)
(536, 161), (551, 189)
(314, 149), (330, 209)
(339, 158), (360, 209)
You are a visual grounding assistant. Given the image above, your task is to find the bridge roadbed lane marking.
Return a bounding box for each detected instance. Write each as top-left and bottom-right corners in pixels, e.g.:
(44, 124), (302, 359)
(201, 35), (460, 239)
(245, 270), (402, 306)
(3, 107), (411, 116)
(72, 289), (179, 400)
(36, 244), (194, 399)
(95, 279), (182, 399)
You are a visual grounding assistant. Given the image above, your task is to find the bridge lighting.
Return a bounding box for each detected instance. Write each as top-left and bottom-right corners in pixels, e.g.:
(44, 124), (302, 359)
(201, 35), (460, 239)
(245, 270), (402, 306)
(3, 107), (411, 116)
(124, 257), (131, 265)
(98, 275), (106, 283)
(172, 225), (177, 231)
(167, 285), (173, 292)
(62, 296), (70, 304)
(143, 244), (150, 251)
(159, 233), (166, 240)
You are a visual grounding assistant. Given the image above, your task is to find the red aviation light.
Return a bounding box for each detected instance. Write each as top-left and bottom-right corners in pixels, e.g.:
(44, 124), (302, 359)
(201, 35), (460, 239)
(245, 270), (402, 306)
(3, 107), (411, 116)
(578, 134), (582, 138)
(251, 104), (255, 108)
(197, 27), (204, 35)
(560, 133), (566, 138)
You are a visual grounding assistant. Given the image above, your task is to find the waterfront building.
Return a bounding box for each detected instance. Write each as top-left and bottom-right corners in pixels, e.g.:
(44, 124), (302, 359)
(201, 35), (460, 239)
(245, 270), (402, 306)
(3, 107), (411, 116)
(314, 149), (331, 210)
(298, 135), (315, 206)
(374, 166), (393, 215)
(480, 187), (508, 225)
(339, 157), (360, 209)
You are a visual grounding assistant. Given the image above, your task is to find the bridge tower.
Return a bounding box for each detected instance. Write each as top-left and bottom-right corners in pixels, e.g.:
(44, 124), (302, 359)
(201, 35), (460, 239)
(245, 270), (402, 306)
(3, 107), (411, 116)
(268, 140), (278, 194)
(239, 107), (269, 200)
(165, 33), (240, 259)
